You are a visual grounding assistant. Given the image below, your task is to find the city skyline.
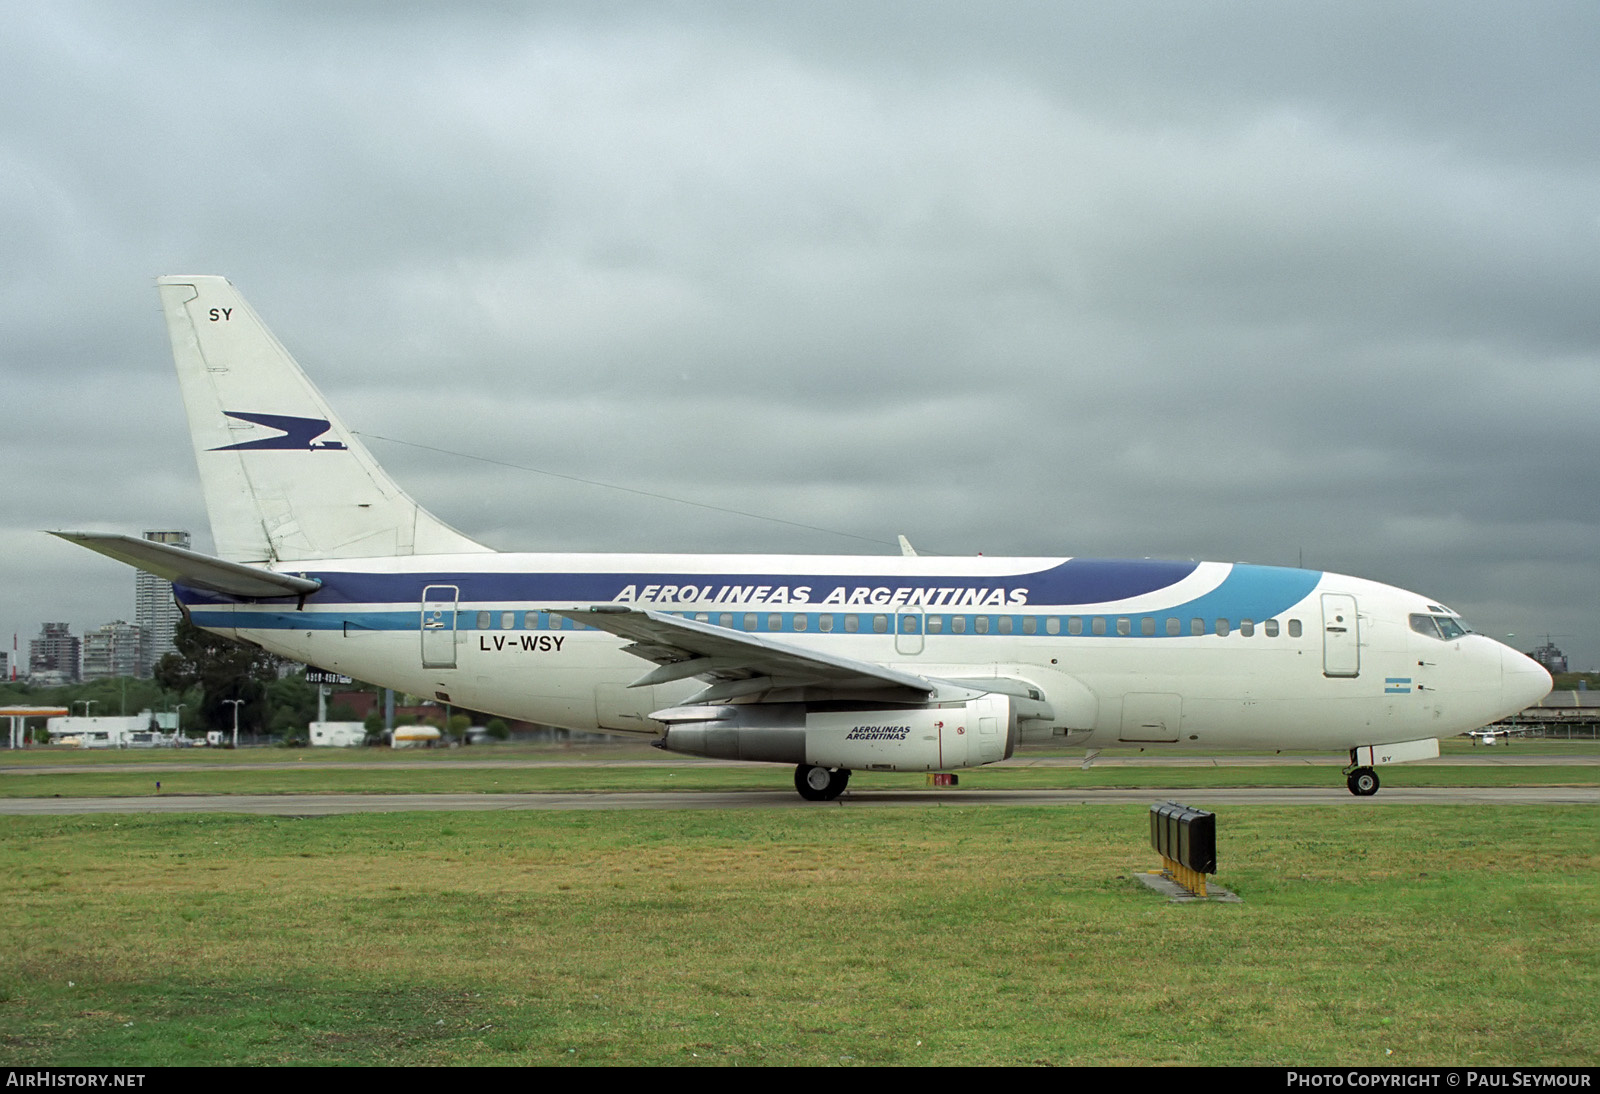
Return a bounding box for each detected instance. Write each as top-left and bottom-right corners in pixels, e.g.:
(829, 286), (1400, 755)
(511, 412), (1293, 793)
(11, 530), (189, 684)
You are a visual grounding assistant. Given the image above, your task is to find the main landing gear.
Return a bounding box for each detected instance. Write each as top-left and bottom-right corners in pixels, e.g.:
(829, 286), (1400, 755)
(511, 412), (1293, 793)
(1345, 766), (1380, 797)
(795, 764), (851, 801)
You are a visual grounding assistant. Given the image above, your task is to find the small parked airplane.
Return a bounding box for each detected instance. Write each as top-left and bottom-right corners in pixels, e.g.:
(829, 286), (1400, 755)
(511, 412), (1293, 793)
(1466, 726), (1530, 746)
(56, 277), (1552, 798)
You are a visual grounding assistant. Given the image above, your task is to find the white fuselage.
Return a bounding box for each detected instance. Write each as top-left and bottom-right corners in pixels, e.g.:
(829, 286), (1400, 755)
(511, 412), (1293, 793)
(178, 551), (1551, 755)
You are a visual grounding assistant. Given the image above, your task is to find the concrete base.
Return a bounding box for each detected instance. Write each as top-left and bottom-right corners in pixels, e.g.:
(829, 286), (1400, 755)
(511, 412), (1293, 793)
(1135, 869), (1243, 903)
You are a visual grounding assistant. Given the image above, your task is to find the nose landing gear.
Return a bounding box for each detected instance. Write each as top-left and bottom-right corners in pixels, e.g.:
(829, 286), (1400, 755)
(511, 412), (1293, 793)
(1345, 766), (1380, 796)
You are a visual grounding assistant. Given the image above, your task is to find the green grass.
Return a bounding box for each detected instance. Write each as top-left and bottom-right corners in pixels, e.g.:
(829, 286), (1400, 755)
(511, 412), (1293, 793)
(0, 757), (1594, 799)
(1, 738), (1594, 799)
(1, 806), (1595, 1066)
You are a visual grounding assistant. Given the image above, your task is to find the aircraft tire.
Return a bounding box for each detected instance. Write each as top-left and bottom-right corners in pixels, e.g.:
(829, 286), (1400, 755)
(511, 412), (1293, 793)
(795, 764), (850, 801)
(1347, 767), (1380, 796)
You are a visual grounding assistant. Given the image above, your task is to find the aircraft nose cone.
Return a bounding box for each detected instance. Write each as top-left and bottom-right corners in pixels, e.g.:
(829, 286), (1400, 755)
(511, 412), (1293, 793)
(1502, 646), (1553, 711)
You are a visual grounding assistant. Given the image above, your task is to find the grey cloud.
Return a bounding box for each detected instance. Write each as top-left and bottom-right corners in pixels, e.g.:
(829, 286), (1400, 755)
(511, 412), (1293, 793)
(3, 1), (1595, 669)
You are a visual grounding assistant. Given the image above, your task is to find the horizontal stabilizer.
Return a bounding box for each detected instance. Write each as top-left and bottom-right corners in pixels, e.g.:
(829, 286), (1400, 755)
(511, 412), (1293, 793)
(51, 532), (321, 599)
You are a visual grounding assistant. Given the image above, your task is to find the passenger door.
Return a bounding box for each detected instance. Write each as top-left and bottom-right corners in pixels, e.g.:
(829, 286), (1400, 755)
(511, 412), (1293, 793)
(1321, 593), (1360, 677)
(421, 584), (460, 669)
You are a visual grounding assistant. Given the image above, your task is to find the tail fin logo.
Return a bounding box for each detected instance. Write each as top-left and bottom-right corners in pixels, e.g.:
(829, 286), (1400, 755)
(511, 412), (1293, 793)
(211, 412), (349, 452)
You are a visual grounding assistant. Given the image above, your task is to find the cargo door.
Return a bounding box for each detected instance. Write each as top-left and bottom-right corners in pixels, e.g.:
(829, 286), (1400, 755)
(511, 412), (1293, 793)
(596, 683), (661, 736)
(1119, 692), (1183, 743)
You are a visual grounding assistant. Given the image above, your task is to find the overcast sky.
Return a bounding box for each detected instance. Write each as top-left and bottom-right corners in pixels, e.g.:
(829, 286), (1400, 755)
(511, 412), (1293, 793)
(4, 1), (1596, 672)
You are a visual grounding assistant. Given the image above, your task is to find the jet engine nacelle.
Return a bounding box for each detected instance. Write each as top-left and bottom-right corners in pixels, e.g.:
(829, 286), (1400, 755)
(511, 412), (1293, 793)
(656, 694), (1018, 771)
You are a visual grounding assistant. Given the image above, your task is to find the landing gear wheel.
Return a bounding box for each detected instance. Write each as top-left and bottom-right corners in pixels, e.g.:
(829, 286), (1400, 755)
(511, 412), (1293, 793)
(794, 764), (851, 801)
(1347, 767), (1380, 796)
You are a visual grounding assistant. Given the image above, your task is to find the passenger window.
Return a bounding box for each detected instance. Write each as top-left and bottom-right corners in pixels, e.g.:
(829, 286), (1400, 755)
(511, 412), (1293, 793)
(1288, 619), (1302, 638)
(695, 612), (709, 623)
(845, 615), (860, 633)
(976, 616), (990, 634)
(1215, 619), (1230, 637)
(1116, 618), (1130, 636)
(743, 614), (757, 631)
(820, 614), (834, 633)
(927, 615), (943, 634)
(998, 616), (1013, 635)
(1167, 618), (1180, 636)
(873, 615), (888, 633)
(476, 611), (490, 629)
(524, 612), (538, 629)
(1191, 618), (1204, 636)
(794, 615), (807, 632)
(1091, 618), (1106, 636)
(1023, 617), (1037, 635)
(952, 616), (966, 634)
(1141, 618), (1156, 636)
(900, 615), (919, 634)
(769, 614), (782, 631)
(1068, 618), (1083, 636)
(1265, 619), (1280, 638)
(720, 614), (733, 628)
(1046, 617), (1060, 635)
(1240, 619), (1254, 637)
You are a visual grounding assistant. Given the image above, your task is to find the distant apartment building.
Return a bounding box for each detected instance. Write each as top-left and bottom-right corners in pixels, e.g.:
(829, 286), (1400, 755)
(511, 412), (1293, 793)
(81, 621), (146, 681)
(1528, 640), (1569, 676)
(29, 623), (80, 683)
(136, 530), (190, 675)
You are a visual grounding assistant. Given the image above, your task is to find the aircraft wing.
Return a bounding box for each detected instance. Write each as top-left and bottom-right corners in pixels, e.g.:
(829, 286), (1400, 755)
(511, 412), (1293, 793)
(50, 531), (322, 599)
(549, 605), (936, 699)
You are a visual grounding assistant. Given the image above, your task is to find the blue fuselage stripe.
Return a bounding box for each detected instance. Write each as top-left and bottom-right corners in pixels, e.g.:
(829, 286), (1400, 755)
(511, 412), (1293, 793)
(181, 561), (1323, 637)
(180, 557), (1203, 608)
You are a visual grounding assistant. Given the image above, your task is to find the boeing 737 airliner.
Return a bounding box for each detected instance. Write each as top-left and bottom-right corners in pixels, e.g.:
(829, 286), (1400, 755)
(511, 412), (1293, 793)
(56, 276), (1552, 798)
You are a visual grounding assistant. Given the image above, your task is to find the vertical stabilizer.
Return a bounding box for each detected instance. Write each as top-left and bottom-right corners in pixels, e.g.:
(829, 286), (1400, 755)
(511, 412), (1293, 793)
(158, 275), (490, 563)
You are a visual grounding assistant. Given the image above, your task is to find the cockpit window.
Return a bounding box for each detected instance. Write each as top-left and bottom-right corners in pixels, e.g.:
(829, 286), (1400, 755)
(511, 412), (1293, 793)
(1411, 613), (1473, 640)
(1409, 614), (1442, 639)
